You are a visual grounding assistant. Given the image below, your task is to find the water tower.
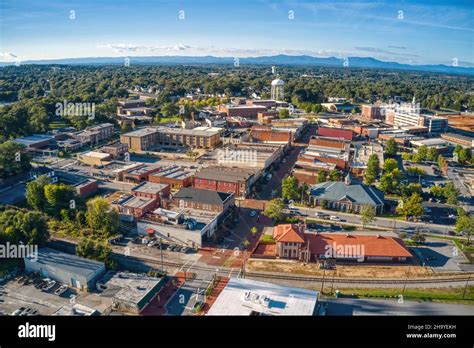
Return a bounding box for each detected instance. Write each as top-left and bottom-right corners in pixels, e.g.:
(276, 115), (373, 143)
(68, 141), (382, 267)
(271, 78), (284, 101)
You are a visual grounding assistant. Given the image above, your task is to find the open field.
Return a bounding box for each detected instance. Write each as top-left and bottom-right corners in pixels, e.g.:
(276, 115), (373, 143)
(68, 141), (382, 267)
(246, 259), (435, 278)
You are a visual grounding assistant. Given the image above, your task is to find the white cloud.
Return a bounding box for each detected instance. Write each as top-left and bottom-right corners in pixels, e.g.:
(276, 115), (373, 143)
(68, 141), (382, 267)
(0, 52), (18, 61)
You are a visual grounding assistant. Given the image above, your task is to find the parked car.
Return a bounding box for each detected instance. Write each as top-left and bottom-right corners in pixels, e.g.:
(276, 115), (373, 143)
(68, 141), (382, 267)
(180, 246), (190, 253)
(329, 215), (340, 221)
(167, 244), (176, 251)
(147, 240), (157, 247)
(42, 280), (56, 292)
(54, 285), (68, 296)
(12, 307), (27, 316)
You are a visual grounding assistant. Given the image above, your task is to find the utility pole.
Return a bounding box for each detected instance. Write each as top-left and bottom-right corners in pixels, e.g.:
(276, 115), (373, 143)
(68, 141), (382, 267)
(160, 237), (164, 272)
(320, 267), (326, 294)
(402, 266), (410, 296)
(462, 275), (471, 300)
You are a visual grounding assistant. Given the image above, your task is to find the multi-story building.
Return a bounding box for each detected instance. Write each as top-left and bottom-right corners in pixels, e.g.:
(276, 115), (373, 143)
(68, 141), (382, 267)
(250, 125), (295, 144)
(131, 182), (170, 204)
(172, 187), (235, 213)
(148, 166), (194, 190)
(389, 98), (425, 128)
(74, 123), (114, 145)
(100, 142), (129, 159)
(361, 104), (384, 120)
(305, 136), (351, 170)
(218, 104), (268, 118)
(317, 126), (353, 141)
(120, 126), (223, 151)
(193, 167), (255, 198)
(424, 115), (448, 134)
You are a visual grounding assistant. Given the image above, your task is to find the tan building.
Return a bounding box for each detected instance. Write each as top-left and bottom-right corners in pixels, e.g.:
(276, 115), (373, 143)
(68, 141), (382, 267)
(77, 151), (111, 167)
(120, 126), (223, 151)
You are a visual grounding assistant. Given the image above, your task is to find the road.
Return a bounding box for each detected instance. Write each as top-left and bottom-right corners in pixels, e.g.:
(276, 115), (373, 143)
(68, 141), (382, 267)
(292, 205), (457, 235)
(446, 167), (474, 212)
(323, 297), (474, 316)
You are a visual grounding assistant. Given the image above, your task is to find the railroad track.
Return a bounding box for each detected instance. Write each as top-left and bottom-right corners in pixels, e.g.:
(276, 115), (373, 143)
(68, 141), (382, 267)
(115, 253), (473, 286)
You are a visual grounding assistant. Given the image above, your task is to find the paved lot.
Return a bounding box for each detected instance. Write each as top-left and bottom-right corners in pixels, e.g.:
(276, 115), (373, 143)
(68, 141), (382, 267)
(323, 298), (474, 316)
(0, 278), (77, 315)
(411, 238), (466, 273)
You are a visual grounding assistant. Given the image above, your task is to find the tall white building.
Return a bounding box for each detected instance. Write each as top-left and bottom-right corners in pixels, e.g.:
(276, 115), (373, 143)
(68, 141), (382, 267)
(393, 97), (423, 127)
(271, 79), (285, 101)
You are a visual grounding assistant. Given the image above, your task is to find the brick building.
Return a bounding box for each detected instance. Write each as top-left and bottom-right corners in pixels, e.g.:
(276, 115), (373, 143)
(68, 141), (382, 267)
(172, 187), (235, 213)
(193, 167), (255, 198)
(148, 166), (194, 190)
(317, 126), (353, 141)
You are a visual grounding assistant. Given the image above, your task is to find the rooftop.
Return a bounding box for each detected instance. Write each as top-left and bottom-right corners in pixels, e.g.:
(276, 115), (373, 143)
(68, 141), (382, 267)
(195, 167), (255, 183)
(132, 181), (169, 194)
(25, 247), (104, 278)
(206, 278), (318, 316)
(306, 233), (412, 258)
(310, 180), (385, 206)
(150, 166), (194, 180)
(173, 187), (233, 205)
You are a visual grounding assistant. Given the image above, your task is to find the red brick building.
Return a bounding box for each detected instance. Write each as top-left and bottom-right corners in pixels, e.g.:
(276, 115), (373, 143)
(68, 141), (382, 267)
(132, 181), (170, 209)
(148, 166), (194, 190)
(251, 125), (294, 144)
(172, 187), (235, 213)
(193, 167), (255, 198)
(361, 105), (384, 120)
(317, 126), (353, 140)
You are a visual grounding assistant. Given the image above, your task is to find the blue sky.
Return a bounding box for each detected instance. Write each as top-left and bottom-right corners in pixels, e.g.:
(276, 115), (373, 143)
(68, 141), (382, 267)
(0, 0), (473, 65)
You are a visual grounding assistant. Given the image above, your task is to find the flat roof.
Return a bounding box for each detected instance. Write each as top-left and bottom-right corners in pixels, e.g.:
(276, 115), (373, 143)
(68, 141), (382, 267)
(80, 151), (111, 159)
(121, 195), (155, 209)
(207, 278), (318, 316)
(13, 134), (54, 147)
(132, 181), (168, 194)
(25, 247), (104, 278)
(150, 166), (194, 180)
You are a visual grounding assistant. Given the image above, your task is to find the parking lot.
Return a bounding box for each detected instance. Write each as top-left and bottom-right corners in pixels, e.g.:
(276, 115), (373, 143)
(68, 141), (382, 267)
(411, 238), (468, 273)
(0, 274), (78, 316)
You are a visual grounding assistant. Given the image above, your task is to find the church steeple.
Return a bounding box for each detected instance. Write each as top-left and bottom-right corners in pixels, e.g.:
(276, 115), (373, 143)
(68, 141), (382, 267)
(344, 173), (352, 185)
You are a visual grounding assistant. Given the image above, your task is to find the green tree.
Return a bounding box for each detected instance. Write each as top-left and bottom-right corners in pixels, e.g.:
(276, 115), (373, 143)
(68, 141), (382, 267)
(364, 154), (380, 185)
(458, 148), (472, 164)
(417, 145), (428, 162)
(26, 175), (51, 210)
(455, 214), (474, 245)
(317, 171), (327, 184)
(281, 176), (299, 201)
(384, 138), (398, 157)
(279, 108), (289, 119)
(76, 238), (116, 268)
(437, 155), (448, 174)
(426, 147), (438, 162)
(379, 169), (403, 194)
(328, 169), (341, 181)
(85, 197), (119, 236)
(0, 141), (31, 179)
(396, 193), (424, 220)
(44, 183), (78, 217)
(412, 232), (426, 244)
(360, 205), (376, 228)
(263, 198), (284, 221)
(383, 158), (398, 173)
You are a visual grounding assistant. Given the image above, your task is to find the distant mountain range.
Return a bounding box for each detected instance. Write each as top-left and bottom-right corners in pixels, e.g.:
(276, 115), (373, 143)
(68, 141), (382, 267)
(1, 54), (473, 75)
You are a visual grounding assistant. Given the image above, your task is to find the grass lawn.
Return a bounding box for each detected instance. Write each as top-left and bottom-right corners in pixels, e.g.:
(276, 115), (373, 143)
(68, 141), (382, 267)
(0, 258), (22, 277)
(320, 286), (474, 305)
(49, 121), (68, 129)
(380, 213), (405, 220)
(157, 116), (180, 123)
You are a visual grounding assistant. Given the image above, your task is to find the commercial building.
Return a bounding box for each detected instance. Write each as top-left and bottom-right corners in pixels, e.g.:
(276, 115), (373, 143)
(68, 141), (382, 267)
(361, 104), (384, 120)
(122, 164), (162, 183)
(272, 224), (305, 259)
(215, 143), (284, 171)
(305, 136), (351, 170)
(77, 151), (112, 167)
(148, 165), (194, 190)
(113, 194), (158, 219)
(387, 98), (425, 128)
(305, 233), (412, 262)
(424, 116), (448, 134)
(173, 187), (235, 213)
(206, 278), (318, 316)
(218, 104), (268, 118)
(317, 126), (353, 141)
(310, 175), (385, 215)
(120, 126), (223, 151)
(24, 247), (106, 292)
(194, 167), (256, 198)
(100, 142), (129, 159)
(441, 132), (474, 148)
(74, 123), (114, 145)
(250, 125), (298, 144)
(132, 181), (170, 202)
(98, 271), (165, 314)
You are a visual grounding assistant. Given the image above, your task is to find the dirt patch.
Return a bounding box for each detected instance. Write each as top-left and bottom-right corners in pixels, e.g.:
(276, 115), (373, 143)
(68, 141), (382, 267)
(246, 259), (434, 278)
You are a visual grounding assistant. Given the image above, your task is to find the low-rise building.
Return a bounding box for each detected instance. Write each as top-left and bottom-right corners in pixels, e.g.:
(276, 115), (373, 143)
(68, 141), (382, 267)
(218, 104), (268, 118)
(100, 142), (129, 159)
(194, 167), (256, 198)
(148, 165), (194, 190)
(24, 247), (106, 292)
(98, 271), (165, 314)
(317, 126), (353, 141)
(206, 278), (318, 316)
(309, 175), (385, 215)
(172, 187), (235, 213)
(77, 151), (112, 167)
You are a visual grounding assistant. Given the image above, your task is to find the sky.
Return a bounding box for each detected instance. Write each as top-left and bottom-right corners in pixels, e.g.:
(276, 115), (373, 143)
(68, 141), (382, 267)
(0, 0), (473, 66)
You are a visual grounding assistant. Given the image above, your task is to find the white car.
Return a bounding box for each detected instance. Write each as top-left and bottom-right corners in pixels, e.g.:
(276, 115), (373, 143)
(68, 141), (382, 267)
(329, 215), (340, 221)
